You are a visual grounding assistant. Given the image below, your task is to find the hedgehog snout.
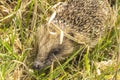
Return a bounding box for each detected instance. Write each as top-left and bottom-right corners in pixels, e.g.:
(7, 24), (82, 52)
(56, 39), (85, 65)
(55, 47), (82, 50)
(32, 61), (44, 70)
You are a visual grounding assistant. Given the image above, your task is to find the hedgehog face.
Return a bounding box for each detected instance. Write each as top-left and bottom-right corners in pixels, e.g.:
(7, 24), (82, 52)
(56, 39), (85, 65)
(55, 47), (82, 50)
(32, 27), (74, 70)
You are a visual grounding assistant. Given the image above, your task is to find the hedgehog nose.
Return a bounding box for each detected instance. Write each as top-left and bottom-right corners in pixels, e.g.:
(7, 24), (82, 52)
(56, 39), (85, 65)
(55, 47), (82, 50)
(32, 61), (43, 70)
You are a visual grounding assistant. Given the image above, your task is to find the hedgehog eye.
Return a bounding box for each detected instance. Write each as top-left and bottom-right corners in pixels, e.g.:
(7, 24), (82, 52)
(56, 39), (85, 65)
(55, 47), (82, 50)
(51, 48), (61, 55)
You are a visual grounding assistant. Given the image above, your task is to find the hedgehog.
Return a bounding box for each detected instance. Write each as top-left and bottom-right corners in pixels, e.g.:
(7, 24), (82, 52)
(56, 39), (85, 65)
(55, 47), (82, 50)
(32, 0), (113, 70)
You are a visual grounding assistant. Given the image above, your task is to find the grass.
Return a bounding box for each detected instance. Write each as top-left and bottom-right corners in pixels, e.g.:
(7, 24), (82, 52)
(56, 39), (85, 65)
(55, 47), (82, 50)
(0, 0), (120, 80)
